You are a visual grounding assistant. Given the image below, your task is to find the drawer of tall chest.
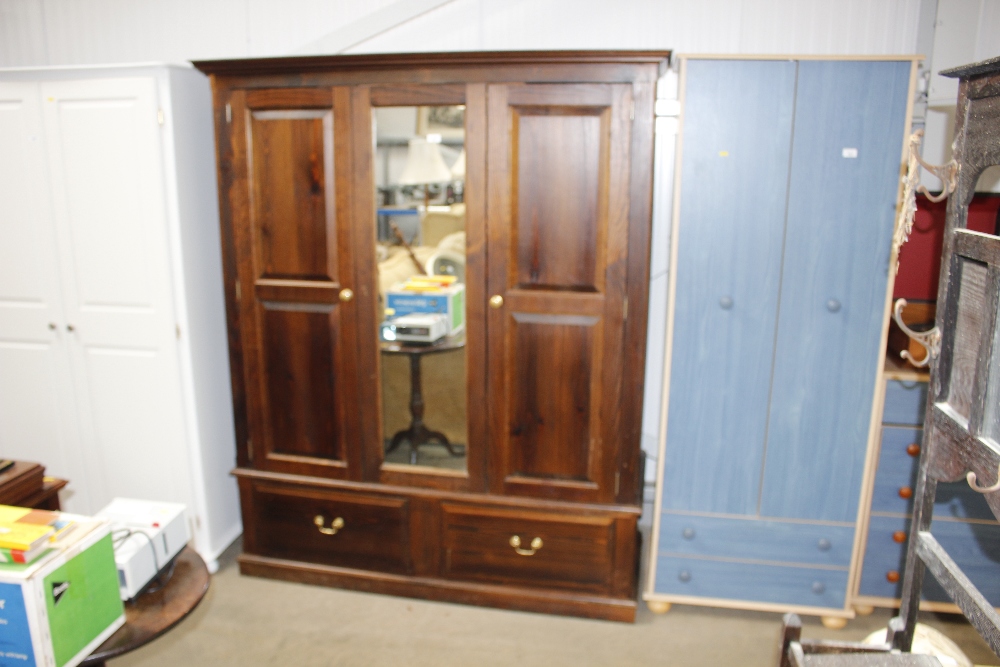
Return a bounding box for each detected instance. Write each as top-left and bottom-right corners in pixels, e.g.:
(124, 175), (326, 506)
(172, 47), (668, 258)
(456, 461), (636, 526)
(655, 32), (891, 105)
(882, 380), (928, 425)
(859, 515), (1000, 603)
(246, 480), (411, 574)
(440, 503), (620, 594)
(872, 426), (994, 520)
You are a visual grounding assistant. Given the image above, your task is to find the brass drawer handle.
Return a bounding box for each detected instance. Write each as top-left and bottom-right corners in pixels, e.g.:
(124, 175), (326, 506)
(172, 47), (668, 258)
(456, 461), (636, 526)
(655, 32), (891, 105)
(314, 515), (345, 535)
(509, 535), (542, 556)
(489, 295), (504, 309)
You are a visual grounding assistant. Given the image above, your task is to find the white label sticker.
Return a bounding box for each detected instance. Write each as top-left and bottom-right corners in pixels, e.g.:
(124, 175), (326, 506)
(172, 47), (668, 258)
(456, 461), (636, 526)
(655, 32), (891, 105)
(842, 148), (858, 158)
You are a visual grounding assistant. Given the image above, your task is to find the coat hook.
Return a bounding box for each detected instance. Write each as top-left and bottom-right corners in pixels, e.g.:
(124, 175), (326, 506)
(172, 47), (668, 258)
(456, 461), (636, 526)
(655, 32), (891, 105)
(967, 465), (1000, 494)
(891, 298), (940, 368)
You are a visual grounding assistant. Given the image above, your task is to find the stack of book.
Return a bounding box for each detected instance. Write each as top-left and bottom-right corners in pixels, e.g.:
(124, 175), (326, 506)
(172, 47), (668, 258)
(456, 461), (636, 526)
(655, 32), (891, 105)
(0, 505), (77, 565)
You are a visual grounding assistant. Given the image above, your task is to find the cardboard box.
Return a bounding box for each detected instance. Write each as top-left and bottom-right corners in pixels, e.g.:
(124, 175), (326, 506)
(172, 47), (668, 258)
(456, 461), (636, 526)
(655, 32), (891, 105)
(386, 283), (465, 334)
(0, 519), (124, 667)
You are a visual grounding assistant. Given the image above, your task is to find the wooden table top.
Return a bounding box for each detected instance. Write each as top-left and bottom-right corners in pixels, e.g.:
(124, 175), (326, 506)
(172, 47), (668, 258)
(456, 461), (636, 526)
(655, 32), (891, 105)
(81, 546), (210, 665)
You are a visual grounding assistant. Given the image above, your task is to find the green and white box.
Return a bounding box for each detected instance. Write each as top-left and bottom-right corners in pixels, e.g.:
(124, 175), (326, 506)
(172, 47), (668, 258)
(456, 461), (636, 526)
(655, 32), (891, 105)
(0, 519), (124, 667)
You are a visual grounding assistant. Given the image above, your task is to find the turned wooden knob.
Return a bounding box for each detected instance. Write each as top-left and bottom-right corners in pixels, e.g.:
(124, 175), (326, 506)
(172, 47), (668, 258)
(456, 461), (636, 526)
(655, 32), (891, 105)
(898, 486), (913, 499)
(906, 443), (921, 457)
(886, 570), (900, 583)
(893, 531), (907, 543)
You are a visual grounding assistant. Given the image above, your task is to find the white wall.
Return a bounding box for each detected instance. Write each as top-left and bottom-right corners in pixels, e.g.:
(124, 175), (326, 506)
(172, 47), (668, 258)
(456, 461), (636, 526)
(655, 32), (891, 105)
(0, 0), (927, 66)
(1, 0), (995, 499)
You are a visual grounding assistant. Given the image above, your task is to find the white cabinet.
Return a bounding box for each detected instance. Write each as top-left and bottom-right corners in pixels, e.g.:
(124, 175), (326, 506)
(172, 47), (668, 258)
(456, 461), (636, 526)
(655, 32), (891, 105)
(0, 65), (240, 569)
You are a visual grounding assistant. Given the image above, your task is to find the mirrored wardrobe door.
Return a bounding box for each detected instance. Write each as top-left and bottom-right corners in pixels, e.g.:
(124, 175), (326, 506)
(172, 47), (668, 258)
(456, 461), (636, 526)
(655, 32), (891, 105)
(354, 84), (486, 491)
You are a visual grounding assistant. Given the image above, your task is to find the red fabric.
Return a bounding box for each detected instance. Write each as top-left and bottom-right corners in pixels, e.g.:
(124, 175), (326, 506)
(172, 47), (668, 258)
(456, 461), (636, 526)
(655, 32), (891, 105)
(893, 194), (1000, 301)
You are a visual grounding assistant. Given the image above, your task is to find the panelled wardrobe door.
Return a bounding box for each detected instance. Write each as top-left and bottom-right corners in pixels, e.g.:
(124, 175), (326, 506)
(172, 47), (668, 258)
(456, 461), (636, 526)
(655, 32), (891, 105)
(486, 83), (633, 504)
(0, 82), (85, 505)
(761, 61), (911, 522)
(224, 87), (362, 479)
(661, 60), (796, 515)
(41, 78), (191, 510)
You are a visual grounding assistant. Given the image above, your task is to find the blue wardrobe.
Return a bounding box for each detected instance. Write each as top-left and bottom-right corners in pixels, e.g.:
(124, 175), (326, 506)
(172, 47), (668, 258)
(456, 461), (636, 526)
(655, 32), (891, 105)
(646, 57), (917, 622)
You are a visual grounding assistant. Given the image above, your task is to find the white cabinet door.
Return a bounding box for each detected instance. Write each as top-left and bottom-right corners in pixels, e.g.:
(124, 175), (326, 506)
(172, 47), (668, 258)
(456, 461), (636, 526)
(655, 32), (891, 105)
(41, 78), (192, 513)
(0, 82), (87, 506)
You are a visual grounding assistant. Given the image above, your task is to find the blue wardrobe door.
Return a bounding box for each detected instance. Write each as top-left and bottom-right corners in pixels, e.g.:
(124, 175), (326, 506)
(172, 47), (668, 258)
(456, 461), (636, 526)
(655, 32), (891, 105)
(761, 61), (911, 522)
(663, 59), (795, 514)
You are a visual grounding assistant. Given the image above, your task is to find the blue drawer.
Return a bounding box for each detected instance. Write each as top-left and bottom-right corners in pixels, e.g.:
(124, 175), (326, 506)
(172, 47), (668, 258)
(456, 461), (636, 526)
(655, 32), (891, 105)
(859, 515), (1000, 603)
(871, 425), (922, 514)
(882, 380), (927, 425)
(659, 513), (854, 567)
(655, 554), (848, 609)
(871, 426), (995, 520)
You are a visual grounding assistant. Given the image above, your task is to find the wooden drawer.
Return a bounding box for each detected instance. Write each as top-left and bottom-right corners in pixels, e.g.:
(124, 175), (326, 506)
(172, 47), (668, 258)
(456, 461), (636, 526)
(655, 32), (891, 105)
(659, 513), (854, 567)
(872, 426), (993, 520)
(248, 481), (411, 574)
(859, 515), (1000, 603)
(882, 380), (928, 425)
(654, 554), (848, 609)
(440, 503), (617, 594)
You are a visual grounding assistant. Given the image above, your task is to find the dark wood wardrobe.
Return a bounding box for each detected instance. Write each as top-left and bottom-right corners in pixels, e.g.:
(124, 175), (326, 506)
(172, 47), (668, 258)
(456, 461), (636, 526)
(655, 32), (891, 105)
(194, 50), (669, 622)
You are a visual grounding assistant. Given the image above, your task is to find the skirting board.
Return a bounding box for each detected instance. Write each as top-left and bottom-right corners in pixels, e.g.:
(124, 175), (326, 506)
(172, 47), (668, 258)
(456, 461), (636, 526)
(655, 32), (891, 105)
(238, 553), (638, 623)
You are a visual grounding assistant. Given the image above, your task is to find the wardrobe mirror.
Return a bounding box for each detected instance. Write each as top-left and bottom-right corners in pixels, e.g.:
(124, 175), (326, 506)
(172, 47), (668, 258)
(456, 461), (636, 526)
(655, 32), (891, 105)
(373, 104), (468, 472)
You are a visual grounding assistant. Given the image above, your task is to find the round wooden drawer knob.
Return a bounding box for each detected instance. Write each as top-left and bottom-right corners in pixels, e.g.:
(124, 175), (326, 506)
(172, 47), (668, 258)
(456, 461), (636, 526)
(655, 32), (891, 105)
(898, 486), (913, 499)
(906, 444), (921, 457)
(886, 570), (900, 583)
(893, 531), (907, 543)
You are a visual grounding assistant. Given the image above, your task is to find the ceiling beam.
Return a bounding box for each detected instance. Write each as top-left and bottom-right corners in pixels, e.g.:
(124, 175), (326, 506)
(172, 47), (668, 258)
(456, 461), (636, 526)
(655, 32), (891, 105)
(291, 0), (457, 55)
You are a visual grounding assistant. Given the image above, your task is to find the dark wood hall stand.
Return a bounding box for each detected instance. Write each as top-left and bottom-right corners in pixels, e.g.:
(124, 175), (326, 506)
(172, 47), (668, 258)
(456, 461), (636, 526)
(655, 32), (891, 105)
(81, 547), (210, 666)
(380, 335), (466, 464)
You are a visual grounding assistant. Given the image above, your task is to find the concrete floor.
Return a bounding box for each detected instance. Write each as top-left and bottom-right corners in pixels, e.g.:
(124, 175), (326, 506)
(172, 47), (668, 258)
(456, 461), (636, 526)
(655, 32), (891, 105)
(110, 537), (1000, 667)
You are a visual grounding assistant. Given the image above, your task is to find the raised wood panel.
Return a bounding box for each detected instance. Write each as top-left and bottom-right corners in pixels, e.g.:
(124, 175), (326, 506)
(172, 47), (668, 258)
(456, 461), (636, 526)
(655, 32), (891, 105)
(487, 82), (631, 504)
(662, 60), (796, 515)
(508, 315), (595, 482)
(761, 60), (911, 522)
(513, 108), (604, 291)
(248, 107), (335, 282)
(260, 307), (343, 462)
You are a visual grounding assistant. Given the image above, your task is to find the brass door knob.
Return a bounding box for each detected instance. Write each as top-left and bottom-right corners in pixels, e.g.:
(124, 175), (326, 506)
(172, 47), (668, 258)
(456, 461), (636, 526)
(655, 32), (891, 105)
(339, 288), (354, 302)
(314, 515), (345, 535)
(509, 535), (542, 555)
(489, 295), (504, 309)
